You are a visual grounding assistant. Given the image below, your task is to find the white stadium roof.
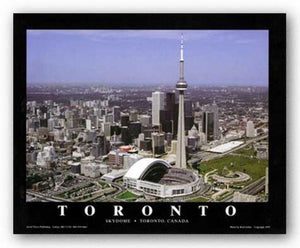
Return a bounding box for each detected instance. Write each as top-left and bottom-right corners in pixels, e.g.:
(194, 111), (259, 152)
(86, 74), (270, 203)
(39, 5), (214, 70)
(124, 158), (171, 180)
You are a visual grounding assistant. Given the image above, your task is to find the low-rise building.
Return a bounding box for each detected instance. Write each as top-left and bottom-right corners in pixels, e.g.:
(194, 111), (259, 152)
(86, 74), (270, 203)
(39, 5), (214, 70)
(83, 163), (101, 178)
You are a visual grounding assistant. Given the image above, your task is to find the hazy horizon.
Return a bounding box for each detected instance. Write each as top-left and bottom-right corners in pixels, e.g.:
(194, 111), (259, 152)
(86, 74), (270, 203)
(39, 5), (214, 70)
(27, 30), (269, 86)
(26, 81), (268, 88)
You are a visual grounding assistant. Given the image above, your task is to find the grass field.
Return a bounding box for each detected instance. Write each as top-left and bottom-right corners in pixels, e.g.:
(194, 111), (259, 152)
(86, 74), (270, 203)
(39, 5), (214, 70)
(198, 155), (268, 182)
(116, 190), (139, 200)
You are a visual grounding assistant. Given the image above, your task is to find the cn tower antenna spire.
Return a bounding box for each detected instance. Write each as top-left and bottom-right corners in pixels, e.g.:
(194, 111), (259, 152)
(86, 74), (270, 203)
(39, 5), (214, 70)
(180, 33), (184, 61)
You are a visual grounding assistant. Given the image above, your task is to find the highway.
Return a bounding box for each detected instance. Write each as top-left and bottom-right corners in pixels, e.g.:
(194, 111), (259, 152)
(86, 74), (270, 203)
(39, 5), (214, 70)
(27, 178), (124, 202)
(241, 177), (265, 195)
(222, 177), (266, 202)
(27, 190), (72, 202)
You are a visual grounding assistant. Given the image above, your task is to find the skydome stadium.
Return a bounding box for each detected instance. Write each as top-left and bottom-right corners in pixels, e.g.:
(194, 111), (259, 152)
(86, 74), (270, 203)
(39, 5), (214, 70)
(123, 158), (203, 198)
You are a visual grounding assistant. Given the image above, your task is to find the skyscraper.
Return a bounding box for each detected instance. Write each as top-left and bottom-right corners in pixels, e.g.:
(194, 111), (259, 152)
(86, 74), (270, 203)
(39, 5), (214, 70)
(185, 98), (193, 116)
(166, 92), (176, 118)
(121, 126), (131, 145)
(202, 101), (219, 141)
(176, 34), (187, 169)
(152, 91), (165, 126)
(151, 132), (165, 155)
(128, 122), (142, 139)
(160, 92), (176, 134)
(113, 106), (121, 123)
(121, 114), (130, 126)
(91, 132), (108, 158)
(202, 112), (215, 141)
(101, 122), (111, 138)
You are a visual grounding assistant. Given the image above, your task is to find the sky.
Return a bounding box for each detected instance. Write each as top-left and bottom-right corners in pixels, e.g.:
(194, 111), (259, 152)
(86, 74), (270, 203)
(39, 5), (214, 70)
(27, 30), (268, 86)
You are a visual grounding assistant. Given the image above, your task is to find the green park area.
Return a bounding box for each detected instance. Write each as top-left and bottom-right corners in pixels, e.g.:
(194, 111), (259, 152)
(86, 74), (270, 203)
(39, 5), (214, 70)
(116, 190), (139, 201)
(198, 154), (268, 182)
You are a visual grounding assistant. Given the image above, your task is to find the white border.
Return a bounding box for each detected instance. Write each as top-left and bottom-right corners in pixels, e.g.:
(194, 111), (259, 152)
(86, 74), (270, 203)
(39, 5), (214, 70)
(1, 0), (298, 247)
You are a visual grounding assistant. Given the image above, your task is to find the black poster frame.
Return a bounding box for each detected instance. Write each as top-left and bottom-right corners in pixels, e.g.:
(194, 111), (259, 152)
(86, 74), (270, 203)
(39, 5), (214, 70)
(14, 13), (286, 234)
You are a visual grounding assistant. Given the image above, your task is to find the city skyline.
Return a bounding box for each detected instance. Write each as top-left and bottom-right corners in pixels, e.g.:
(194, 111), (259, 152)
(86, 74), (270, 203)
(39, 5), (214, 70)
(25, 30), (269, 204)
(27, 30), (268, 86)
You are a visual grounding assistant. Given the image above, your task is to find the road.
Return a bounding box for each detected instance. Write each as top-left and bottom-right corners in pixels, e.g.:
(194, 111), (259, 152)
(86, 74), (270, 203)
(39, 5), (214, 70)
(27, 178), (124, 202)
(221, 177), (266, 202)
(241, 177), (265, 195)
(27, 190), (72, 202)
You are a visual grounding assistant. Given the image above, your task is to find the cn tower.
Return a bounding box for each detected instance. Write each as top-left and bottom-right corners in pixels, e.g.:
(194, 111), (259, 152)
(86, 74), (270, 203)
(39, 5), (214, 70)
(176, 34), (187, 169)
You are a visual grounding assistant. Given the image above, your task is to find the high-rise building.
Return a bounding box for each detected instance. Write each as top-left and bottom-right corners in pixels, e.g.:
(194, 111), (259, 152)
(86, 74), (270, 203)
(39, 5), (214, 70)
(185, 116), (194, 131)
(86, 119), (92, 131)
(151, 132), (165, 155)
(121, 126), (132, 145)
(202, 101), (219, 141)
(99, 109), (106, 117)
(202, 112), (215, 142)
(161, 92), (176, 134)
(121, 114), (130, 126)
(110, 124), (121, 136)
(129, 110), (138, 122)
(166, 92), (176, 119)
(185, 98), (193, 117)
(152, 91), (165, 126)
(175, 34), (187, 169)
(128, 122), (142, 139)
(103, 114), (113, 124)
(246, 120), (256, 138)
(91, 133), (108, 158)
(39, 105), (47, 115)
(40, 118), (48, 128)
(159, 110), (170, 132)
(113, 106), (121, 123)
(139, 114), (151, 127)
(101, 122), (111, 138)
(187, 125), (200, 151)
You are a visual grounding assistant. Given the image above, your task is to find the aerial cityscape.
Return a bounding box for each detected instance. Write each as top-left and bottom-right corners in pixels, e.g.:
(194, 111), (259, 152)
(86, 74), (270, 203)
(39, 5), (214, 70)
(26, 30), (269, 203)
